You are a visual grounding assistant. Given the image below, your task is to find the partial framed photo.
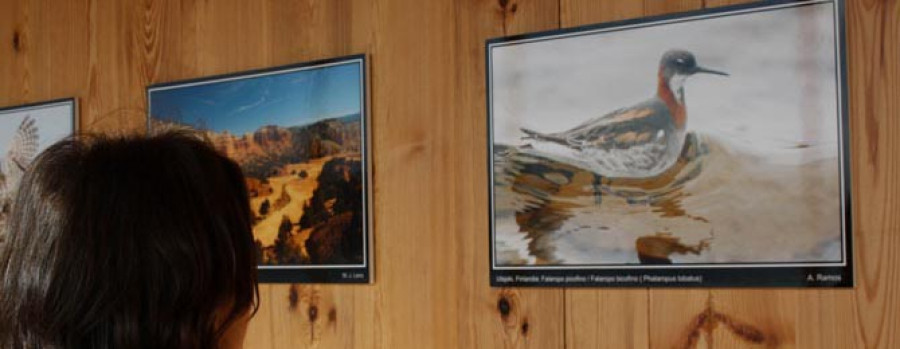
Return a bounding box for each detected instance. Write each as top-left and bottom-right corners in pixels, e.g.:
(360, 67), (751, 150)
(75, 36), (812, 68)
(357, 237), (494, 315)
(148, 55), (371, 283)
(488, 0), (851, 287)
(0, 98), (78, 235)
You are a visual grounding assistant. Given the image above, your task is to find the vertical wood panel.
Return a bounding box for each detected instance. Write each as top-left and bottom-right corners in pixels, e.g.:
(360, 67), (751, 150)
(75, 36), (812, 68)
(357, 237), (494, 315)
(561, 0), (643, 26)
(455, 1), (563, 348)
(82, 0), (146, 132)
(643, 0), (703, 17)
(0, 0), (90, 108)
(22, 0), (89, 102)
(374, 0), (473, 346)
(709, 291), (797, 348)
(142, 0), (201, 85)
(796, 289), (861, 349)
(566, 290), (649, 348)
(498, 0), (560, 35)
(248, 284), (275, 349)
(0, 0), (28, 105)
(844, 0), (900, 347)
(371, 1), (459, 346)
(371, 0), (565, 347)
(193, 0), (269, 75)
(648, 290), (708, 348)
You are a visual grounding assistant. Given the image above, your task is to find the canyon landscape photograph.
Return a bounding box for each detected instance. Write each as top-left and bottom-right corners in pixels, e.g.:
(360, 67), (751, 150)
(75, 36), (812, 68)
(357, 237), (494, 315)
(149, 57), (369, 282)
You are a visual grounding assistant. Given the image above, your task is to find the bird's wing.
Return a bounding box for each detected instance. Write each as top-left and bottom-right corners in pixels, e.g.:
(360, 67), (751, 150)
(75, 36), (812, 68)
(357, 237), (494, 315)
(6, 116), (39, 171)
(562, 101), (671, 150)
(4, 116), (39, 197)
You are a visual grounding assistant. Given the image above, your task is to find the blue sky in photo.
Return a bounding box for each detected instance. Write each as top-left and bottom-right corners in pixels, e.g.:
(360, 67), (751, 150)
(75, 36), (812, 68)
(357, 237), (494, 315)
(150, 61), (361, 134)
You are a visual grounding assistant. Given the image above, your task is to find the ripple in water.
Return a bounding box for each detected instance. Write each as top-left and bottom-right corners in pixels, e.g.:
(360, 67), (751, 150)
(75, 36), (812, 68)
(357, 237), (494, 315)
(493, 132), (842, 266)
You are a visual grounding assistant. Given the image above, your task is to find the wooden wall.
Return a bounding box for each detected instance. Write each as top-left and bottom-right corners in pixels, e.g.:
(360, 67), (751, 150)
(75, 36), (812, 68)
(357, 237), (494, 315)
(1, 0), (897, 347)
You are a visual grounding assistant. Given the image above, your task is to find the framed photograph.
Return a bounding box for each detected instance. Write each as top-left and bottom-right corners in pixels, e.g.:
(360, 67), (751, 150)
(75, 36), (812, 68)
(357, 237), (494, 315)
(487, 0), (851, 287)
(148, 55), (371, 283)
(0, 98), (78, 235)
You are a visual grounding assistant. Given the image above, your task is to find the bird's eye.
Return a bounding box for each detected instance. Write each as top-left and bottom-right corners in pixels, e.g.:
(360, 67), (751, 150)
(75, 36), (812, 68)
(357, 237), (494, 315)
(676, 58), (686, 64)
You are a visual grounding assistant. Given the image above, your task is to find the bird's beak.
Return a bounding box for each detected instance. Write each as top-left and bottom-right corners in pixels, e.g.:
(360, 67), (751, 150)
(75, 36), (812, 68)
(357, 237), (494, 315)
(694, 66), (729, 76)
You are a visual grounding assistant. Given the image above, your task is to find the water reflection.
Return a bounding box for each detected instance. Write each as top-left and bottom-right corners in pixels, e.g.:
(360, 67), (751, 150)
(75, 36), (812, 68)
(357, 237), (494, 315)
(493, 132), (842, 265)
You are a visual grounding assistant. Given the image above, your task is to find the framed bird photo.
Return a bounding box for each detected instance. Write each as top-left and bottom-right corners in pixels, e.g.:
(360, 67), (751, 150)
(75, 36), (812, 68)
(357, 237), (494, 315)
(148, 55), (372, 283)
(0, 98), (78, 236)
(487, 0), (852, 287)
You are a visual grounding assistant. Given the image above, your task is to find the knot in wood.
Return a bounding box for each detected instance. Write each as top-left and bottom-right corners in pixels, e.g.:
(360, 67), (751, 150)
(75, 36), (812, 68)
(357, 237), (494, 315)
(12, 31), (21, 52)
(497, 297), (512, 317)
(308, 305), (319, 322)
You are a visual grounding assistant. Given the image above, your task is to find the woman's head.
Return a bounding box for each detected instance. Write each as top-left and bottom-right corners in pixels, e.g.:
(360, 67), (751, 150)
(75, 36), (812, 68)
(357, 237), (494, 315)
(0, 131), (258, 348)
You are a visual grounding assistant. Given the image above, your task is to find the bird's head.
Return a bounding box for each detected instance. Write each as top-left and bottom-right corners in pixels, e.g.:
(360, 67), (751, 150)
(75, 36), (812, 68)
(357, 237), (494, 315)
(659, 49), (728, 80)
(658, 50), (727, 104)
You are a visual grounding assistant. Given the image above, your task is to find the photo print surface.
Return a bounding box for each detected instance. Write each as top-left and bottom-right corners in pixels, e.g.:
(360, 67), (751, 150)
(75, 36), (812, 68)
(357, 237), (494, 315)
(488, 0), (852, 287)
(0, 99), (77, 237)
(149, 56), (370, 283)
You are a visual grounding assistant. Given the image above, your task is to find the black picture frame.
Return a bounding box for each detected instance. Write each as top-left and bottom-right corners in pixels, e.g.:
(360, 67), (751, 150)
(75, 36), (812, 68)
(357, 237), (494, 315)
(0, 98), (79, 131)
(487, 0), (852, 287)
(147, 55), (372, 284)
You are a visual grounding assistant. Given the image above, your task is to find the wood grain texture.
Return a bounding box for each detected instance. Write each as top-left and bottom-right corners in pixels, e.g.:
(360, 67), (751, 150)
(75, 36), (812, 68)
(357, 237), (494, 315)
(83, 0), (146, 133)
(0, 0), (897, 348)
(0, 0), (26, 104)
(455, 1), (564, 348)
(561, 0), (643, 26)
(643, 0), (703, 16)
(845, 0), (900, 347)
(369, 1), (460, 346)
(370, 0), (564, 347)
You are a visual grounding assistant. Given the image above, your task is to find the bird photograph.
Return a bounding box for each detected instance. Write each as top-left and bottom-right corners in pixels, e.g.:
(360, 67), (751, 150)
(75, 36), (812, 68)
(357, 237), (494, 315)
(0, 101), (75, 235)
(519, 49), (727, 179)
(0, 117), (40, 230)
(490, 1), (847, 268)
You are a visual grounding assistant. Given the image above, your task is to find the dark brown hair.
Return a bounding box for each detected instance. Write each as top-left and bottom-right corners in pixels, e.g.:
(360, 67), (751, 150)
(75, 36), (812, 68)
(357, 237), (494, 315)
(0, 132), (258, 348)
